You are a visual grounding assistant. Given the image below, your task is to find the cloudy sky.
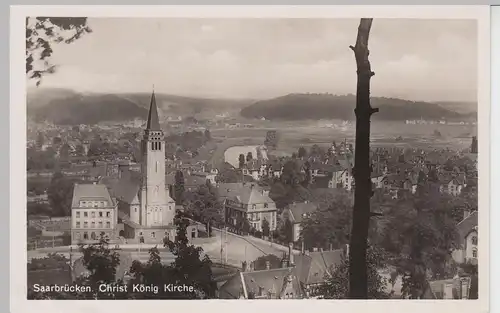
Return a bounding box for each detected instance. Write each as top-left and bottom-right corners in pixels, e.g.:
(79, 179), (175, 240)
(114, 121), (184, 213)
(33, 18), (478, 102)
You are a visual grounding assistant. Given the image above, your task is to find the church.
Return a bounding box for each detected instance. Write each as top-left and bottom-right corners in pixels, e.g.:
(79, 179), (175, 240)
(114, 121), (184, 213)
(101, 91), (196, 244)
(71, 91), (199, 245)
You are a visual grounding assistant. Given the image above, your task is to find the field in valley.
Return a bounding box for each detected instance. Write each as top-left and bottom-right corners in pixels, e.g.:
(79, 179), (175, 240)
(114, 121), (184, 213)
(208, 120), (477, 166)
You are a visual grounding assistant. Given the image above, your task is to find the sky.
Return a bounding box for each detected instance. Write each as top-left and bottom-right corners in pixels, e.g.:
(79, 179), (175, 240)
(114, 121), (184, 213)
(32, 18), (478, 102)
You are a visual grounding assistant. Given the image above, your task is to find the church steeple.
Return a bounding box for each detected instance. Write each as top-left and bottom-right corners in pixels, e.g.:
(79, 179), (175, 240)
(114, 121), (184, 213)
(146, 89), (161, 131)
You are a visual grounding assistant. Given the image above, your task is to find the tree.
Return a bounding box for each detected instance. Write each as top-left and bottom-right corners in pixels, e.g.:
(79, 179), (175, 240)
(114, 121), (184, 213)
(215, 162), (241, 183)
(470, 136), (478, 154)
(47, 171), (74, 216)
(348, 18), (377, 299)
(239, 154), (246, 169)
(298, 146), (307, 159)
(74, 144), (85, 156)
(246, 152), (253, 162)
(301, 190), (353, 251)
(164, 211), (217, 298)
(204, 129), (212, 142)
(310, 144), (324, 158)
(319, 246), (390, 299)
(253, 254), (281, 270)
(78, 236), (122, 297)
(174, 171), (185, 205)
(262, 218), (270, 238)
(60, 143), (71, 160)
(26, 17), (92, 86)
(381, 182), (459, 298)
(185, 184), (223, 236)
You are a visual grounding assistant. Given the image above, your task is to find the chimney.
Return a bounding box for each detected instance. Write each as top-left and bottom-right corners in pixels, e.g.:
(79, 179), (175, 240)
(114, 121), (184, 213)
(258, 286), (265, 297)
(288, 243), (294, 266)
(265, 261), (271, 270)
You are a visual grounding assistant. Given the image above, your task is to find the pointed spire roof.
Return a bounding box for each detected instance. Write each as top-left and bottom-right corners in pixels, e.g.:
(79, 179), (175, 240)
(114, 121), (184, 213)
(146, 89), (160, 131)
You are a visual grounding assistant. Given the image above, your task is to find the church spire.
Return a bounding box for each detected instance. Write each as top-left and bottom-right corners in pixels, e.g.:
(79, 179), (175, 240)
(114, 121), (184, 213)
(146, 89), (161, 131)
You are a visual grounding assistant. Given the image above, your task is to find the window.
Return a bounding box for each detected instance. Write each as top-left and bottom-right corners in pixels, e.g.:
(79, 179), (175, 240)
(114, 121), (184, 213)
(91, 232), (96, 240)
(472, 249), (478, 258)
(84, 212), (88, 217)
(83, 232), (88, 239)
(139, 232), (143, 236)
(99, 212), (103, 217)
(91, 212), (95, 218)
(472, 236), (478, 245)
(91, 221), (95, 228)
(158, 142), (162, 150)
(98, 221), (103, 228)
(264, 203), (268, 208)
(76, 211), (80, 218)
(106, 212), (111, 218)
(151, 232), (156, 238)
(75, 232), (81, 240)
(84, 221), (88, 228)
(106, 221), (111, 228)
(76, 221), (80, 228)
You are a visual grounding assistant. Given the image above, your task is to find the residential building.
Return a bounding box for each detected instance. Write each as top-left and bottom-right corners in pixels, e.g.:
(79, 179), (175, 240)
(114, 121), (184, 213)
(282, 201), (318, 242)
(218, 244), (305, 299)
(452, 210), (478, 264)
(294, 248), (345, 297)
(218, 182), (278, 232)
(70, 182), (118, 244)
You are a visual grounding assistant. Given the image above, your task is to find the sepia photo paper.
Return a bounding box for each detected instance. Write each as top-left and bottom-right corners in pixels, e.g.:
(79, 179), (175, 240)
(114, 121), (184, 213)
(10, 4), (490, 313)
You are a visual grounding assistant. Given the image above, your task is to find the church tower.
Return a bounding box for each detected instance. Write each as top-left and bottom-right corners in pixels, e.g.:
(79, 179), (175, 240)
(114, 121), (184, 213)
(140, 90), (174, 227)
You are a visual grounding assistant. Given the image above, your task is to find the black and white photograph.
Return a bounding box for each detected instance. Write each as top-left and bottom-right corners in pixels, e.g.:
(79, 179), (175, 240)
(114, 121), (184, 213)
(10, 5), (490, 310)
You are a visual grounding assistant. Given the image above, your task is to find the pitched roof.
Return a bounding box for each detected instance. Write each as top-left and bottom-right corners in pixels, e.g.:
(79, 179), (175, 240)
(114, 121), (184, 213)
(218, 183), (275, 207)
(286, 202), (318, 224)
(71, 183), (114, 208)
(294, 249), (344, 285)
(457, 211), (478, 240)
(219, 267), (304, 299)
(146, 91), (161, 131)
(107, 177), (141, 205)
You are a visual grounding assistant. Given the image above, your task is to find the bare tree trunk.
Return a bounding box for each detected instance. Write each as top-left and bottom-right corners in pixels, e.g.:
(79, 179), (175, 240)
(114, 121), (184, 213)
(348, 18), (378, 299)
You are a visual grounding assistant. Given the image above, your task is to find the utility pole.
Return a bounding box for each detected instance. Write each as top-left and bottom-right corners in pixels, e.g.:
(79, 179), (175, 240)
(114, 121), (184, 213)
(348, 18), (378, 299)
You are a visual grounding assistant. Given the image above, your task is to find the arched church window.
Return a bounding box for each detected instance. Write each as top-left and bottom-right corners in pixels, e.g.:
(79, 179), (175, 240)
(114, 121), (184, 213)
(472, 248), (478, 258)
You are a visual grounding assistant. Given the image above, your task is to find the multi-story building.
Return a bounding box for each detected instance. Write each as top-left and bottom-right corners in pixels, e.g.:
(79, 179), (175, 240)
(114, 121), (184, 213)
(282, 201), (318, 242)
(218, 182), (278, 232)
(70, 182), (118, 244)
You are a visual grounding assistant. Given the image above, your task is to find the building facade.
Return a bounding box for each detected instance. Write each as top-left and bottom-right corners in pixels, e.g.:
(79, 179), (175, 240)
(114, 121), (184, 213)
(70, 183), (118, 244)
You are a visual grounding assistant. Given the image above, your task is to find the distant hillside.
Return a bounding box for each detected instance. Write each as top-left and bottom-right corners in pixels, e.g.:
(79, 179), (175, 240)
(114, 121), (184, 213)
(29, 93), (148, 125)
(434, 101), (477, 115)
(27, 88), (253, 125)
(240, 94), (469, 121)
